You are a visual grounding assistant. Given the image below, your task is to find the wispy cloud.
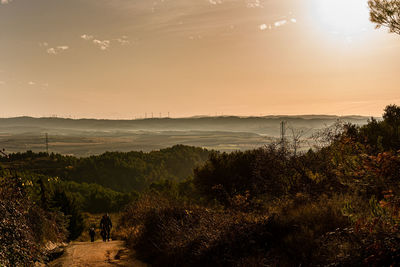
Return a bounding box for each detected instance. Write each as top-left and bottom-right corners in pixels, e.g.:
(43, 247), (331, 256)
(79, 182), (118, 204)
(209, 0), (222, 5)
(39, 42), (69, 55)
(207, 0), (262, 8)
(246, 0), (262, 8)
(0, 81), (5, 85)
(82, 33), (110, 50)
(93, 39), (111, 50)
(259, 16), (297, 31)
(81, 34), (94, 41)
(28, 81), (35, 85)
(114, 36), (130, 45)
(274, 19), (287, 27)
(82, 33), (131, 50)
(46, 45), (69, 55)
(259, 24), (270, 31)
(188, 35), (203, 40)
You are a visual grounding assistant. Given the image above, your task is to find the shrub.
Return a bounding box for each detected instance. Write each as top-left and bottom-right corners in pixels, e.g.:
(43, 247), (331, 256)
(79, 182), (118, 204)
(119, 193), (352, 266)
(0, 176), (68, 266)
(0, 178), (39, 266)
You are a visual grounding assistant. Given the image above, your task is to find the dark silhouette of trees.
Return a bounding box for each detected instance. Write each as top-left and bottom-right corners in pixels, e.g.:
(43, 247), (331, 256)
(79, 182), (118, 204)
(369, 0), (400, 34)
(354, 104), (400, 153)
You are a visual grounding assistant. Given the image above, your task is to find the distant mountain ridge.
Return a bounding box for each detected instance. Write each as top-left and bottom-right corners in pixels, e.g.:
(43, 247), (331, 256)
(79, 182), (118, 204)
(0, 115), (372, 155)
(0, 115), (371, 134)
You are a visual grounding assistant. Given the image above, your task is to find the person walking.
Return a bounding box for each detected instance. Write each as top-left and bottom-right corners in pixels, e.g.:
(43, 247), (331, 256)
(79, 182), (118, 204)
(100, 214), (112, 242)
(89, 227), (96, 242)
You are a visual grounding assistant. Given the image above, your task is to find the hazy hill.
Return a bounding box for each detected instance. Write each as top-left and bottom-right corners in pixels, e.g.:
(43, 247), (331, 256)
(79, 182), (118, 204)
(0, 115), (371, 156)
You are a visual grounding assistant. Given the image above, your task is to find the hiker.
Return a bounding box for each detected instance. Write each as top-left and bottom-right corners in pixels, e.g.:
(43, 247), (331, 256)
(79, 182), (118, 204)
(89, 227), (96, 242)
(100, 229), (106, 242)
(100, 214), (112, 242)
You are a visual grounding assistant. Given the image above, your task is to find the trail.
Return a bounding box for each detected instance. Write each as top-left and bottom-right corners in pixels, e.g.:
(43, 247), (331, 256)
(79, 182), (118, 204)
(48, 240), (148, 267)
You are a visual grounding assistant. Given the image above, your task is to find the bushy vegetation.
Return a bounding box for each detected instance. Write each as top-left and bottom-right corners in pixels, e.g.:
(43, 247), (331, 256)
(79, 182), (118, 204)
(60, 181), (138, 213)
(119, 105), (400, 266)
(0, 173), (68, 265)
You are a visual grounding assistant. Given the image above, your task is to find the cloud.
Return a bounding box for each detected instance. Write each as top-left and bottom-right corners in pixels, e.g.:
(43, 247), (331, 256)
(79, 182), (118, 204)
(0, 81), (5, 85)
(209, 0), (222, 5)
(28, 81), (35, 85)
(46, 48), (57, 55)
(82, 34), (112, 50)
(274, 19), (287, 27)
(57, 45), (69, 50)
(115, 36), (131, 45)
(188, 35), (202, 40)
(246, 0), (262, 8)
(82, 34), (131, 50)
(259, 17), (297, 31)
(93, 39), (110, 50)
(45, 45), (69, 55)
(81, 34), (94, 41)
(1, 0), (12, 4)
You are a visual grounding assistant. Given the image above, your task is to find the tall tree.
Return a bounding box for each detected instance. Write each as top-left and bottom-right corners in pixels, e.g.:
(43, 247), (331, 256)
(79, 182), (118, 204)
(369, 0), (400, 34)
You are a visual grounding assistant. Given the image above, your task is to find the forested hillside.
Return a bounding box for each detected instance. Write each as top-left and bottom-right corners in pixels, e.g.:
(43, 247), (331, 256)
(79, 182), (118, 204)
(1, 145), (210, 192)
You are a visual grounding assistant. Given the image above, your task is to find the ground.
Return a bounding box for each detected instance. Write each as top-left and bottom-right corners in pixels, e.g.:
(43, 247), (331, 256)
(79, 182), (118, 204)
(48, 240), (148, 267)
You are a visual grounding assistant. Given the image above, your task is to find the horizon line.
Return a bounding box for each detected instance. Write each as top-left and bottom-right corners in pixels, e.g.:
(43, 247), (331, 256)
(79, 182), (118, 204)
(0, 114), (377, 121)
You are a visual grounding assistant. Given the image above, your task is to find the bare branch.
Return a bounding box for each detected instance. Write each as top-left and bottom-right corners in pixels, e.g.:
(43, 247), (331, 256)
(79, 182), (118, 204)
(369, 0), (400, 35)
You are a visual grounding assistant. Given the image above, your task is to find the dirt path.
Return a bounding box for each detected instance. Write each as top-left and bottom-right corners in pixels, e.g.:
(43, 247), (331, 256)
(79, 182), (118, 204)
(48, 240), (148, 267)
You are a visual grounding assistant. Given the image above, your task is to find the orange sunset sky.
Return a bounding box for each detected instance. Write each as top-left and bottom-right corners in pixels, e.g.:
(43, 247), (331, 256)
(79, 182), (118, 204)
(0, 0), (399, 118)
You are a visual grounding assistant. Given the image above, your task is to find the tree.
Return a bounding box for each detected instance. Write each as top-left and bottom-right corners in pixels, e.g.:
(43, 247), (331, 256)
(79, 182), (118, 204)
(369, 0), (400, 34)
(383, 104), (400, 125)
(287, 125), (308, 156)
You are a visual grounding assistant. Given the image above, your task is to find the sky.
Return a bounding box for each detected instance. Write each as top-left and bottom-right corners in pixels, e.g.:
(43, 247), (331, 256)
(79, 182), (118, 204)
(0, 0), (399, 119)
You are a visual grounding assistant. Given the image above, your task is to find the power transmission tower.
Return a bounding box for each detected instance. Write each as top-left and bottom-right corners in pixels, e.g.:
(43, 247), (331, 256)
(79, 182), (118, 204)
(0, 148), (8, 158)
(280, 121), (286, 149)
(45, 133), (49, 154)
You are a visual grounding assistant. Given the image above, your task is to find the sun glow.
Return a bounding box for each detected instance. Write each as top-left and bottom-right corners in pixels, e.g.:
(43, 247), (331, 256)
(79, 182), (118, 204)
(312, 0), (371, 37)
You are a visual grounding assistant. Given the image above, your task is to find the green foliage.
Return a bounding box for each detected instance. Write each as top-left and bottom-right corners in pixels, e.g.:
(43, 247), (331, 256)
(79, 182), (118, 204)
(64, 145), (209, 192)
(51, 187), (84, 240)
(193, 150), (258, 205)
(60, 181), (138, 213)
(354, 104), (400, 153)
(1, 145), (210, 193)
